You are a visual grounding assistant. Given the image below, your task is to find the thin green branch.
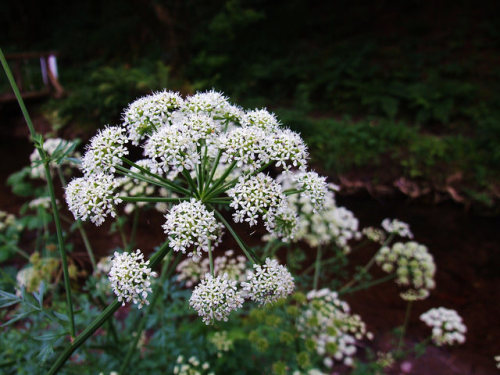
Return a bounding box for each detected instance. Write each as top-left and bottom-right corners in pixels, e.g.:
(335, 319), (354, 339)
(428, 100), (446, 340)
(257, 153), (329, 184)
(313, 246), (322, 290)
(0, 48), (75, 337)
(211, 207), (260, 264)
(338, 273), (395, 295)
(119, 251), (174, 373)
(46, 242), (172, 375)
(121, 157), (191, 196)
(119, 196), (191, 203)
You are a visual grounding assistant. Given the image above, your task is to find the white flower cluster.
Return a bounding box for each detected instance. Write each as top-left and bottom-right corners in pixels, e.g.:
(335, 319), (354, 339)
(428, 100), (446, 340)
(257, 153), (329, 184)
(294, 171), (328, 212)
(189, 273), (244, 325)
(420, 307), (467, 346)
(297, 288), (372, 368)
(0, 210), (19, 232)
(182, 90), (243, 124)
(173, 355), (213, 375)
(176, 249), (247, 287)
(362, 226), (386, 244)
(108, 250), (157, 309)
(81, 126), (129, 175)
(381, 218), (413, 238)
(163, 199), (223, 260)
(273, 173), (360, 252)
(241, 258), (295, 305)
(376, 241), (436, 301)
(209, 331), (234, 357)
(495, 355), (500, 369)
(65, 174), (121, 226)
(28, 197), (54, 210)
(229, 173), (283, 225)
(292, 370), (327, 375)
(228, 173), (298, 240)
(29, 138), (78, 179)
(144, 113), (221, 176)
(124, 90), (184, 145)
(241, 108), (280, 131)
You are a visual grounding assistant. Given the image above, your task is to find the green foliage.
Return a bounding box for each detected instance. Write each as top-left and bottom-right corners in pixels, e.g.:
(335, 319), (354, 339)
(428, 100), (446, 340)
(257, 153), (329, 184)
(46, 61), (172, 126)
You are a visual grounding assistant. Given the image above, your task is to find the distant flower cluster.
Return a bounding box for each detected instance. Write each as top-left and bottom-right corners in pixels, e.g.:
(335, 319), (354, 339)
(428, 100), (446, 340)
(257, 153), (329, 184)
(376, 241), (436, 301)
(173, 355), (213, 375)
(176, 249), (247, 287)
(297, 288), (372, 367)
(381, 218), (413, 238)
(420, 307), (466, 346)
(29, 138), (78, 179)
(270, 173), (360, 252)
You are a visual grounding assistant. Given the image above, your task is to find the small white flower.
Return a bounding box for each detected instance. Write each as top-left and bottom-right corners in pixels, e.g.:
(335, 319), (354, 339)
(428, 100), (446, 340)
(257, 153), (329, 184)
(108, 250), (157, 309)
(298, 289), (370, 368)
(65, 174), (121, 226)
(144, 123), (200, 175)
(228, 173), (285, 230)
(182, 90), (242, 124)
(266, 128), (309, 171)
(219, 126), (268, 172)
(241, 258), (294, 305)
(123, 90), (184, 145)
(163, 199), (223, 260)
(28, 197), (54, 210)
(362, 227), (386, 244)
(381, 218), (413, 238)
(81, 126), (129, 175)
(176, 249), (247, 287)
(241, 108), (280, 132)
(420, 307), (467, 346)
(293, 171), (328, 212)
(376, 241), (436, 301)
(189, 273), (244, 324)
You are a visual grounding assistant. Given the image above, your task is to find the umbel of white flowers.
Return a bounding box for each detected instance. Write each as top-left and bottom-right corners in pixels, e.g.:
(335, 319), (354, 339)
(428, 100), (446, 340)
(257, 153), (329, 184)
(376, 241), (436, 301)
(420, 307), (466, 346)
(66, 90), (328, 321)
(108, 250), (157, 309)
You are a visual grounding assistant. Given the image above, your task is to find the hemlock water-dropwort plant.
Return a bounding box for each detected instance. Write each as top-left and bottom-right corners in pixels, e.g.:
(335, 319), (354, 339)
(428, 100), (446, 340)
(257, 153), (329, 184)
(66, 89), (328, 321)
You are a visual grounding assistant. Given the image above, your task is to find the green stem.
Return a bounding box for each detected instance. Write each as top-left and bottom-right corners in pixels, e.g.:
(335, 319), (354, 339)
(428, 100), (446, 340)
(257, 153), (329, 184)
(181, 169), (198, 196)
(340, 234), (395, 292)
(121, 157), (191, 196)
(129, 208), (140, 247)
(119, 252), (173, 373)
(117, 221), (128, 250)
(211, 161), (273, 198)
(204, 161), (237, 199)
(119, 196), (190, 203)
(203, 150), (222, 193)
(283, 188), (306, 196)
(211, 207), (259, 264)
(338, 273), (395, 295)
(208, 240), (214, 276)
(313, 246), (322, 290)
(46, 242), (172, 375)
(398, 300), (413, 350)
(0, 49), (75, 338)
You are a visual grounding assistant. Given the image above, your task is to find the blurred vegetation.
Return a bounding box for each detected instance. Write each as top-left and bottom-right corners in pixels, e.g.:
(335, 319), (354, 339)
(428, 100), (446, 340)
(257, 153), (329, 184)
(1, 0), (499, 206)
